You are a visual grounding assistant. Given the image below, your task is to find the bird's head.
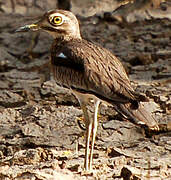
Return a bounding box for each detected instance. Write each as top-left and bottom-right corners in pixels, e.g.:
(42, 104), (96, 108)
(15, 10), (81, 40)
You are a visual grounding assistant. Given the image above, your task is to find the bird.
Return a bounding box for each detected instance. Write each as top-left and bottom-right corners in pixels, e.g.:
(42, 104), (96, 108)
(15, 9), (159, 171)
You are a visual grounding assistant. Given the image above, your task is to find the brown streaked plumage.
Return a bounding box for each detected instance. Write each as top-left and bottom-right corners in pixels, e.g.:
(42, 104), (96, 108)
(16, 9), (159, 171)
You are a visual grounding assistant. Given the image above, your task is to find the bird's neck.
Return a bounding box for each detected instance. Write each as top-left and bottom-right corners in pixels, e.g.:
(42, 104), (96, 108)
(54, 35), (82, 43)
(51, 36), (82, 55)
(48, 29), (81, 42)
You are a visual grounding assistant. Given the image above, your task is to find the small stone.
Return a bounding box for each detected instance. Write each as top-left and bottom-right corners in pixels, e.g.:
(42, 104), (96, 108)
(160, 96), (168, 102)
(120, 166), (141, 180)
(0, 90), (25, 107)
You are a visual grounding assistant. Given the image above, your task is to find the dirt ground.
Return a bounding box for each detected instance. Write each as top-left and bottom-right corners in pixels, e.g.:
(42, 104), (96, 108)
(0, 0), (171, 179)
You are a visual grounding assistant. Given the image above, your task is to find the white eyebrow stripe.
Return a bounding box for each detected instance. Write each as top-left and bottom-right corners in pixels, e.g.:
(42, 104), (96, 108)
(58, 53), (67, 59)
(49, 13), (68, 21)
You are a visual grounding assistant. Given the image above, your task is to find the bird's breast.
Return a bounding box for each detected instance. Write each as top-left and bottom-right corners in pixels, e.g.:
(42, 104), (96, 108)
(51, 52), (86, 89)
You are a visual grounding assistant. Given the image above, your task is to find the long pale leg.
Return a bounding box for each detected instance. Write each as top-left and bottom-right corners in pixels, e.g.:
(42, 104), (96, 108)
(89, 100), (100, 170)
(72, 90), (100, 171)
(80, 103), (93, 171)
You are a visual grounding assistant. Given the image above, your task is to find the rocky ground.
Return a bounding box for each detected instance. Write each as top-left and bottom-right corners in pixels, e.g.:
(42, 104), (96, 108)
(0, 0), (171, 179)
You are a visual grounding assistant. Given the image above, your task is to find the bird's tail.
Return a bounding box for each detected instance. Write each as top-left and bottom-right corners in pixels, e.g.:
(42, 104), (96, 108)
(112, 102), (159, 130)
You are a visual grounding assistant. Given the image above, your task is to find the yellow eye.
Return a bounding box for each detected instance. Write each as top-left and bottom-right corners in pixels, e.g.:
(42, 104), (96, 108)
(51, 16), (63, 25)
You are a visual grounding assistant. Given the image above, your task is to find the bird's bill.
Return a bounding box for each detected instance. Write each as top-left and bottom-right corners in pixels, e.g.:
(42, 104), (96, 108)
(15, 23), (39, 32)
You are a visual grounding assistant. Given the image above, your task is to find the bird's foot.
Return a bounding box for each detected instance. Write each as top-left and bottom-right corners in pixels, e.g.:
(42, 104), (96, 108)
(81, 168), (96, 176)
(76, 114), (102, 130)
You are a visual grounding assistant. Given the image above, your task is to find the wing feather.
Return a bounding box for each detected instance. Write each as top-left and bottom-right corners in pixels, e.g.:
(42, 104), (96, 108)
(61, 39), (146, 104)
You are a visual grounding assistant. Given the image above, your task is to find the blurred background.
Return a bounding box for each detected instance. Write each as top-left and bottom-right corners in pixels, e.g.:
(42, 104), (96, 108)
(0, 0), (170, 18)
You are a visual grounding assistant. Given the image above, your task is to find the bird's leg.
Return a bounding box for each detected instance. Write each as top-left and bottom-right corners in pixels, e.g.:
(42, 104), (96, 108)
(73, 91), (100, 170)
(80, 102), (93, 171)
(80, 99), (100, 171)
(89, 100), (100, 170)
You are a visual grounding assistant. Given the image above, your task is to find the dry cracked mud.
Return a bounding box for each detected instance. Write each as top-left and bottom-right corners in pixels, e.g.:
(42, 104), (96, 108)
(0, 0), (170, 179)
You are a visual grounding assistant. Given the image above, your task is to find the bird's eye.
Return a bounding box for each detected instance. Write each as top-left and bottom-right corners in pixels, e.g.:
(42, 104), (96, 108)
(51, 16), (63, 25)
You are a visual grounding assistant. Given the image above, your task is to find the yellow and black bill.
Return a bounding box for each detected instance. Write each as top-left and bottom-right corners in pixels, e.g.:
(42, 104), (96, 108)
(15, 23), (39, 33)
